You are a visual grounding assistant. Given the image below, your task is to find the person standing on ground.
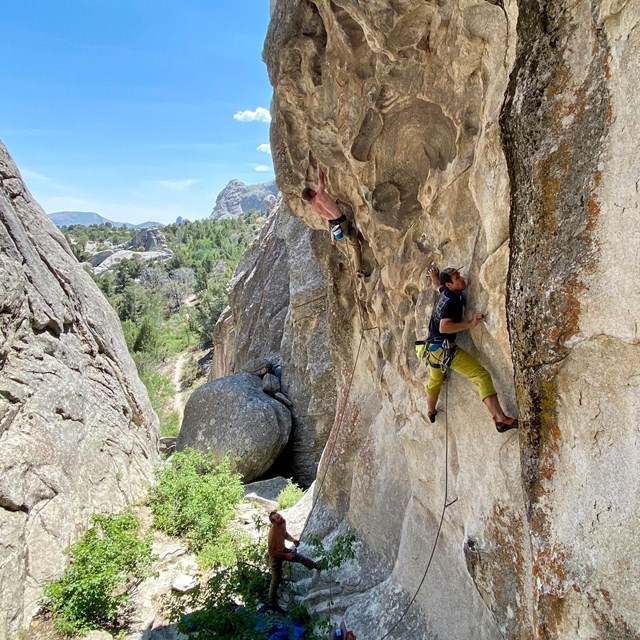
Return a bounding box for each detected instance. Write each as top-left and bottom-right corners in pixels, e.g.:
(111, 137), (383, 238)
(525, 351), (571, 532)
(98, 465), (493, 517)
(302, 166), (367, 277)
(267, 511), (319, 612)
(425, 266), (519, 433)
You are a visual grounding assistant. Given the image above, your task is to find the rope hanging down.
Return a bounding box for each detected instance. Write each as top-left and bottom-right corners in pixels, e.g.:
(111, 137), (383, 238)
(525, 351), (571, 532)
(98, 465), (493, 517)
(298, 331), (365, 543)
(291, 261), (454, 639)
(299, 249), (373, 541)
(377, 380), (453, 640)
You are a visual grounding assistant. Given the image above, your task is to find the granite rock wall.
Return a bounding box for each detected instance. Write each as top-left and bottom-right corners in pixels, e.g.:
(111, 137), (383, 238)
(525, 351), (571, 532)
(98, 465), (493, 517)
(0, 142), (159, 637)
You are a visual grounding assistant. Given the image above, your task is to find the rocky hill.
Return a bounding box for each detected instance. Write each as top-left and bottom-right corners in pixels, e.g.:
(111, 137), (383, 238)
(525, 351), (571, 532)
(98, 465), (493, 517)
(209, 1), (640, 638)
(209, 179), (279, 219)
(0, 143), (159, 636)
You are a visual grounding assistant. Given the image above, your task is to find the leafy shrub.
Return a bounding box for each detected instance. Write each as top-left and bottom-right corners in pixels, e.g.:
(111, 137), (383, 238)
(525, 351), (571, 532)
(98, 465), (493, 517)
(148, 449), (243, 555)
(133, 316), (159, 353)
(161, 410), (181, 438)
(195, 283), (227, 346)
(168, 526), (272, 639)
(180, 355), (200, 390)
(307, 531), (357, 571)
(277, 480), (305, 510)
(43, 510), (154, 635)
(138, 368), (176, 434)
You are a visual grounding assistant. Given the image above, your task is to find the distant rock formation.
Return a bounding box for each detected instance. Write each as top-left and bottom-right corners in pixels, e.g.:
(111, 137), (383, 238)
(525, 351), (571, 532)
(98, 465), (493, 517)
(124, 227), (168, 252)
(91, 247), (174, 276)
(0, 142), (159, 636)
(210, 179), (279, 220)
(86, 249), (115, 267)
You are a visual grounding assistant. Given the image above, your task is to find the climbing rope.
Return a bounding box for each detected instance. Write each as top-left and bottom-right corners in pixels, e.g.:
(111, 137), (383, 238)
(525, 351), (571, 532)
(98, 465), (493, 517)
(286, 258), (454, 640)
(282, 250), (373, 603)
(298, 330), (365, 543)
(298, 233), (375, 541)
(377, 377), (453, 640)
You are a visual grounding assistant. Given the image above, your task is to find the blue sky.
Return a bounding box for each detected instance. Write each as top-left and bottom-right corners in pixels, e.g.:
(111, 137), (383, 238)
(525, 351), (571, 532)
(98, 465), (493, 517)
(0, 0), (274, 224)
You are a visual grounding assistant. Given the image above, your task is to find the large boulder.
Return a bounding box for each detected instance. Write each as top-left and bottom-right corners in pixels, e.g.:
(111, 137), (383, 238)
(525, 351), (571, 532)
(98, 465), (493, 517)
(211, 200), (338, 486)
(124, 227), (167, 251)
(86, 248), (115, 267)
(177, 373), (291, 481)
(0, 141), (159, 637)
(92, 247), (173, 276)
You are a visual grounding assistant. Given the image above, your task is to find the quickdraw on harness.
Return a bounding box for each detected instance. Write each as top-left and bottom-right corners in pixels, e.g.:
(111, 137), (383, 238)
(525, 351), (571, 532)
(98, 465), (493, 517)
(328, 214), (349, 241)
(415, 338), (455, 374)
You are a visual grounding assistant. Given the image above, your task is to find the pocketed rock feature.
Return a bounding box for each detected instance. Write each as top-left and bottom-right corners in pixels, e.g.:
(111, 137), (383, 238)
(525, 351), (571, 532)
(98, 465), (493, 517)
(177, 373), (292, 482)
(263, 2), (519, 638)
(0, 141), (159, 637)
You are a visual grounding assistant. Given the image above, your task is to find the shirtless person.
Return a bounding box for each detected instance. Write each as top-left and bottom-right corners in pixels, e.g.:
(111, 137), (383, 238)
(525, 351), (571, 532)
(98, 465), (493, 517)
(267, 511), (319, 612)
(302, 166), (367, 277)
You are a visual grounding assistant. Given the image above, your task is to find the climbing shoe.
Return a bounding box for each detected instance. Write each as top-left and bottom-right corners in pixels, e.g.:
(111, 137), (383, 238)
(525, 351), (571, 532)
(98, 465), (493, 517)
(428, 410), (437, 424)
(495, 417), (519, 433)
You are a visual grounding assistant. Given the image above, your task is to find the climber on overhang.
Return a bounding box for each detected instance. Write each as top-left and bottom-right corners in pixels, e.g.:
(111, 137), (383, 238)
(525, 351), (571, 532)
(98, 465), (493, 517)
(302, 165), (368, 278)
(423, 265), (519, 433)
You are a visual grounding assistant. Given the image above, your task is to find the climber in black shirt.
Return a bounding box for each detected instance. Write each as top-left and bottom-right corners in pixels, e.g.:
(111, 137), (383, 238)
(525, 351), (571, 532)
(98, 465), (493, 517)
(425, 266), (518, 433)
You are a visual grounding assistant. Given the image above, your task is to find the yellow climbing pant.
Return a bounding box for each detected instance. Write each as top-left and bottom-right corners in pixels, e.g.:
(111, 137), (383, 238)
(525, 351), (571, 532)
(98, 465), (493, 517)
(426, 345), (496, 400)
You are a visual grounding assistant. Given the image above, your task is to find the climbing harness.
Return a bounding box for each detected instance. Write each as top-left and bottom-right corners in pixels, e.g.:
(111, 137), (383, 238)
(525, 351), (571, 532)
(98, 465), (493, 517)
(427, 338), (455, 373)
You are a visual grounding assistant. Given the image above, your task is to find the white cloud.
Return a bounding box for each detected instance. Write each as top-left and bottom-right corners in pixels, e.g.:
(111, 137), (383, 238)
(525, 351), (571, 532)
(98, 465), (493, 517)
(257, 143), (271, 154)
(233, 107), (271, 123)
(20, 168), (69, 192)
(254, 165), (271, 172)
(156, 179), (200, 190)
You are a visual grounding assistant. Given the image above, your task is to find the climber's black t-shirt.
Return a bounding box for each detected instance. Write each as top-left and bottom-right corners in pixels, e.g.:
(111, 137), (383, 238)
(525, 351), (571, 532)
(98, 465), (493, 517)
(428, 287), (463, 344)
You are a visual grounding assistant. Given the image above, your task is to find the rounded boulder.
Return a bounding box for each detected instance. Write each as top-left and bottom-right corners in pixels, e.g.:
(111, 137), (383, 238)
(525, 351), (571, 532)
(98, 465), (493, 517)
(177, 372), (291, 481)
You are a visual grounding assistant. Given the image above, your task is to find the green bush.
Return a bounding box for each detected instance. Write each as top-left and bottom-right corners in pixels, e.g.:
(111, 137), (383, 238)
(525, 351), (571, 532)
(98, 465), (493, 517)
(148, 449), (243, 556)
(277, 480), (305, 510)
(43, 510), (154, 635)
(180, 355), (200, 390)
(133, 316), (159, 353)
(157, 308), (198, 357)
(161, 410), (181, 438)
(307, 531), (357, 571)
(138, 368), (176, 433)
(168, 528), (272, 640)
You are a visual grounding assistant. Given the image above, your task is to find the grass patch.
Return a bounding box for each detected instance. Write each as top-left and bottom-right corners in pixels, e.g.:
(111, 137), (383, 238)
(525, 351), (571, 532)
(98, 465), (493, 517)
(158, 309), (198, 358)
(138, 369), (179, 437)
